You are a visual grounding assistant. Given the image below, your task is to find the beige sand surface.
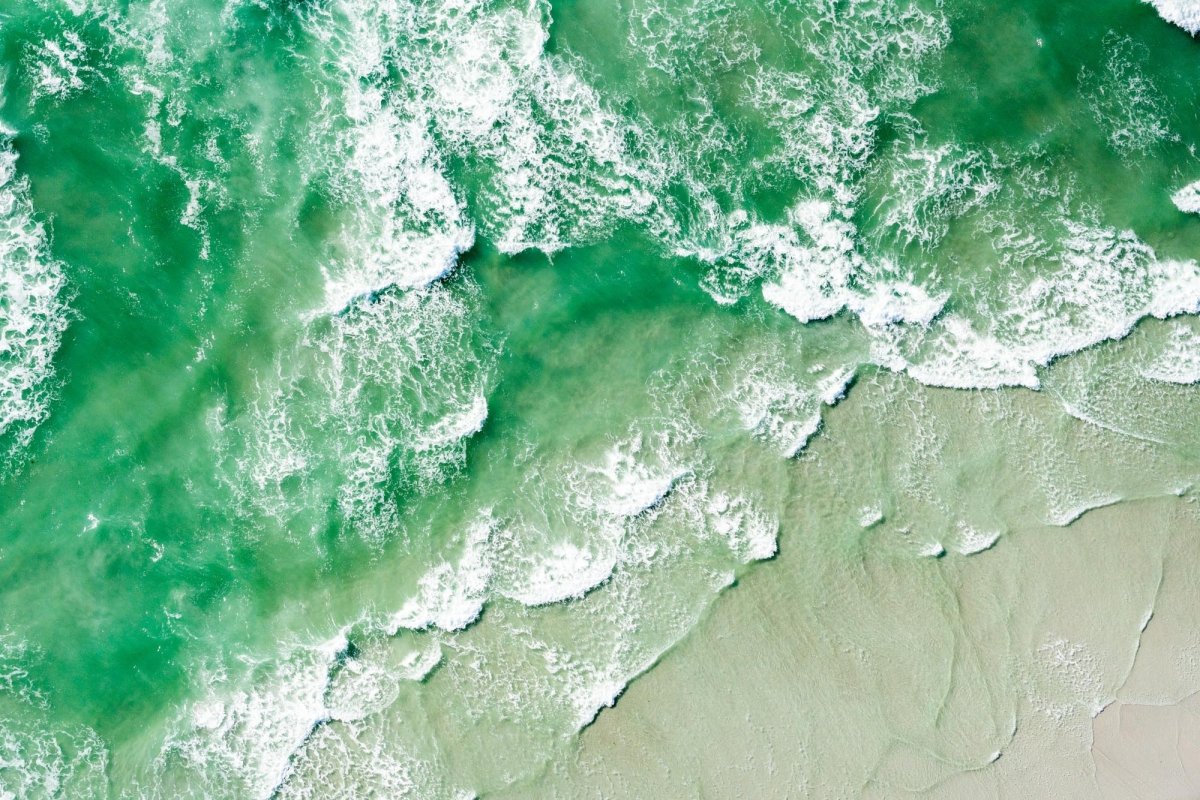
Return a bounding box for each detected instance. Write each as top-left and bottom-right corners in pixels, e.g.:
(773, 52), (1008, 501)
(502, 375), (1200, 799)
(544, 499), (1199, 799)
(1091, 497), (1200, 800)
(1093, 693), (1200, 800)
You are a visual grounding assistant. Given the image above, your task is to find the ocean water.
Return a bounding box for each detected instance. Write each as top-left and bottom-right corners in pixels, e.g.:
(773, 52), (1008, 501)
(1, 0), (1199, 796)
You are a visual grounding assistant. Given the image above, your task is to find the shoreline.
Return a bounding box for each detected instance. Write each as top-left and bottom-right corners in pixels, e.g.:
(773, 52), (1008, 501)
(536, 495), (1200, 799)
(505, 374), (1200, 799)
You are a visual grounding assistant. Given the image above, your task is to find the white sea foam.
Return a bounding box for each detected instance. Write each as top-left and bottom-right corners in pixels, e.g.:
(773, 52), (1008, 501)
(164, 635), (348, 800)
(27, 32), (93, 102)
(817, 366), (856, 406)
(459, 472), (766, 734)
(705, 492), (778, 562)
(0, 633), (44, 707)
(274, 716), (456, 800)
(494, 436), (690, 606)
(849, 279), (947, 329)
(571, 436), (689, 519)
(953, 523), (1000, 556)
(397, 641), (442, 682)
(858, 506), (884, 528)
(324, 660), (400, 725)
(1145, 0), (1200, 34)
(155, 626), (452, 799)
(1028, 636), (1107, 721)
(1046, 495), (1125, 527)
(415, 394), (488, 452)
(103, 5), (236, 264)
(501, 538), (619, 607)
(501, 482), (753, 734)
(390, 516), (494, 632)
(741, 1), (949, 201)
(0, 632), (107, 797)
(421, 13), (658, 254)
(325, 637), (440, 723)
(222, 283), (493, 539)
(917, 540), (946, 558)
(759, 200), (860, 324)
(1147, 259), (1200, 318)
(301, 0), (660, 280)
(731, 354), (854, 457)
(1172, 179), (1200, 213)
(872, 142), (999, 247)
(486, 483), (595, 607)
(0, 132), (69, 456)
(897, 315), (1044, 390)
(238, 383), (309, 497)
(896, 221), (1200, 390)
(316, 100), (474, 313)
(1081, 34), (1177, 155)
(1140, 320), (1200, 384)
(0, 718), (108, 799)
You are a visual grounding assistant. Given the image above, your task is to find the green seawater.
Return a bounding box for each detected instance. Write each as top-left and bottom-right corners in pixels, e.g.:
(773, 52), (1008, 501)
(0, 0), (1199, 796)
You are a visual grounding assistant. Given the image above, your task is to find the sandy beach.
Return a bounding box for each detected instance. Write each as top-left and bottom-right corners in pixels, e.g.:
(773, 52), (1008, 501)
(513, 376), (1200, 799)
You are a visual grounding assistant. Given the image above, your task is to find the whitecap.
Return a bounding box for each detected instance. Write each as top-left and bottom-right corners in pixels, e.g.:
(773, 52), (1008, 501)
(849, 280), (948, 329)
(572, 438), (688, 518)
(26, 32), (93, 103)
(163, 634), (349, 800)
(705, 492), (778, 562)
(1171, 179), (1200, 213)
(0, 131), (69, 459)
(0, 718), (108, 799)
(917, 541), (946, 558)
(731, 355), (849, 457)
(858, 506), (884, 528)
(389, 516), (494, 632)
(1144, 0), (1200, 34)
(953, 523), (1000, 556)
(500, 538), (618, 607)
(759, 200), (859, 324)
(1140, 320), (1200, 384)
(415, 394), (488, 452)
(894, 220), (1200, 390)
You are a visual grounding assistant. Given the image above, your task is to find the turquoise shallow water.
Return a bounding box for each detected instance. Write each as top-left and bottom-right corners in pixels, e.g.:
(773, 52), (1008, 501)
(1, 0), (1200, 796)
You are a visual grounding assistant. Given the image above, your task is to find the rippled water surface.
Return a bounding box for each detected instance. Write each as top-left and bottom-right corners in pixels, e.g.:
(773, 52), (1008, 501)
(2, 0), (1200, 796)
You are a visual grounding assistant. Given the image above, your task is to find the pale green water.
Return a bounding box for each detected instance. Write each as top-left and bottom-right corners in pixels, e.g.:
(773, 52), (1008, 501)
(1, 0), (1200, 797)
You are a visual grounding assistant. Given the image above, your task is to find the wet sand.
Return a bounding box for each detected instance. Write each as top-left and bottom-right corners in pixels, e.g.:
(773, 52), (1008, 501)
(508, 377), (1200, 799)
(530, 496), (1200, 799)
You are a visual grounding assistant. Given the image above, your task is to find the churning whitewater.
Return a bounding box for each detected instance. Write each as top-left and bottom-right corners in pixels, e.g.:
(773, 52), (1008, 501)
(3, 0), (1200, 797)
